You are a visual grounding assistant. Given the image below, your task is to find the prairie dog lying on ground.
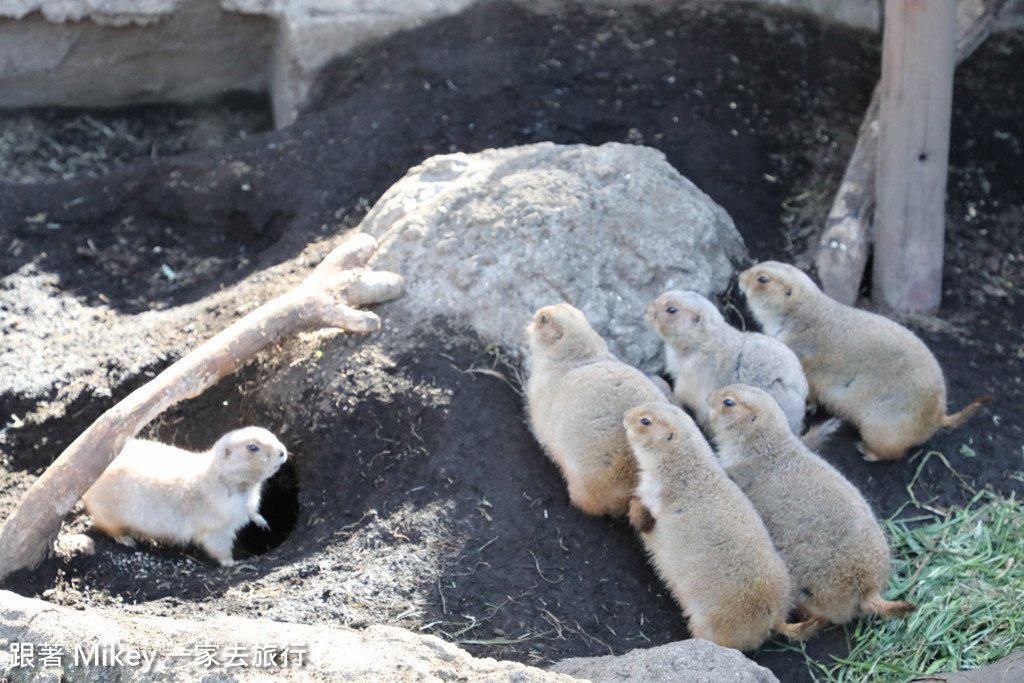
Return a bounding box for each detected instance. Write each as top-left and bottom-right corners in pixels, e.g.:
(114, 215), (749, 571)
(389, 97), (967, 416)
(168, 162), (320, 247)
(646, 289), (809, 433)
(525, 303), (669, 516)
(739, 261), (993, 461)
(83, 427), (288, 566)
(708, 384), (916, 623)
(625, 402), (823, 650)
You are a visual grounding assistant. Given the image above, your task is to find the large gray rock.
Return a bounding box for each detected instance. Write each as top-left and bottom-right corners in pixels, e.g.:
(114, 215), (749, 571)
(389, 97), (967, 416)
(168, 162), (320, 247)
(550, 638), (780, 683)
(0, 589), (579, 682)
(361, 142), (745, 371)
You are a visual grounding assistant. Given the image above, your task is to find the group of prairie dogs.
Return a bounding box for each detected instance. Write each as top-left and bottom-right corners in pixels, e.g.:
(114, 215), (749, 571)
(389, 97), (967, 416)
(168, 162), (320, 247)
(79, 259), (992, 643)
(526, 260), (992, 651)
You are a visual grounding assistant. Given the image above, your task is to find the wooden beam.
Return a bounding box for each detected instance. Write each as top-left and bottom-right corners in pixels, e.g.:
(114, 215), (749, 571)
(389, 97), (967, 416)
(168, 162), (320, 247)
(815, 85), (880, 305)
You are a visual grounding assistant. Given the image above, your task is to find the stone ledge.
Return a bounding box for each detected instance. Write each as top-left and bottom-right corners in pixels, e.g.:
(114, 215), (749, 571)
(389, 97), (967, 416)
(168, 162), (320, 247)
(2, 0), (1021, 128)
(0, 589), (779, 682)
(0, 0), (176, 25)
(0, 0), (483, 127)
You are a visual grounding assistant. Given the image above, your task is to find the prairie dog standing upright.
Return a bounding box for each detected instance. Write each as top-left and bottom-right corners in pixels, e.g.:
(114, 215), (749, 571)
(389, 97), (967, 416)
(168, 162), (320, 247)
(646, 289), (809, 433)
(83, 427), (288, 566)
(707, 384), (916, 624)
(624, 402), (822, 650)
(525, 303), (669, 516)
(739, 261), (993, 460)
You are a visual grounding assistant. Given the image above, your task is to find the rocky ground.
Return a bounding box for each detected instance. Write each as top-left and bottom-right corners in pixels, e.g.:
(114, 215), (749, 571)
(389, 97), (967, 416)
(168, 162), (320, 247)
(1, 2), (1022, 682)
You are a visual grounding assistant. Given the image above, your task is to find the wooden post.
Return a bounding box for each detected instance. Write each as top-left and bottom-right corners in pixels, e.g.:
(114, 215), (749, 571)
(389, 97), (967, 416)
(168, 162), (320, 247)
(872, 0), (957, 312)
(815, 0), (1007, 306)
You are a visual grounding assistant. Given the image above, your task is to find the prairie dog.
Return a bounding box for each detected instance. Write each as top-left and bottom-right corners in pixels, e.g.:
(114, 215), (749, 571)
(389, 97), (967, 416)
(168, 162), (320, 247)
(707, 384), (916, 624)
(83, 427), (288, 566)
(646, 289), (809, 433)
(525, 303), (669, 516)
(624, 402), (822, 650)
(739, 261), (993, 461)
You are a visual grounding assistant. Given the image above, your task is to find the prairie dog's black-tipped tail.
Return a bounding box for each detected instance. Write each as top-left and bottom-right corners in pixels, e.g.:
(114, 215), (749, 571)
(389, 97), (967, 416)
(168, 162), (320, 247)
(628, 496), (655, 533)
(862, 591), (917, 618)
(800, 417), (843, 451)
(942, 395), (996, 429)
(774, 615), (828, 641)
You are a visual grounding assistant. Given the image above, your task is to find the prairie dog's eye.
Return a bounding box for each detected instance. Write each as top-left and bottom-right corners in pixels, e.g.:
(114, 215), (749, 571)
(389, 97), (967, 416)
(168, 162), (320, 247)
(540, 314), (549, 324)
(723, 398), (736, 407)
(640, 417), (652, 426)
(247, 443), (260, 452)
(757, 275), (770, 284)
(666, 306), (678, 314)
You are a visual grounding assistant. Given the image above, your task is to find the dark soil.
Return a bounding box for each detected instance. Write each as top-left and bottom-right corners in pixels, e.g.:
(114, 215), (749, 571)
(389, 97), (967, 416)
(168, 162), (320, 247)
(1, 2), (1022, 682)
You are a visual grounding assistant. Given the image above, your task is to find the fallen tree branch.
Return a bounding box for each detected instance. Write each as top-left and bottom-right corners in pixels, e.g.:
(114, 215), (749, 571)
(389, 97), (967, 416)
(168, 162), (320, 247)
(0, 232), (402, 581)
(814, 0), (1008, 305)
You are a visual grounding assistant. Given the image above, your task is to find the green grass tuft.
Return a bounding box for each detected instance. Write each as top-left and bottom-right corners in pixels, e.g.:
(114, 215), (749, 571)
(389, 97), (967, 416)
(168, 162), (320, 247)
(791, 488), (1024, 682)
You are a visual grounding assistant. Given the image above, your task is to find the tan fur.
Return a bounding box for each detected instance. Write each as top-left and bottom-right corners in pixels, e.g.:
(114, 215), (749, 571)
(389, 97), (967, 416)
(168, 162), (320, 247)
(738, 261), (993, 460)
(525, 303), (669, 516)
(83, 427), (288, 566)
(707, 384), (916, 624)
(624, 402), (822, 650)
(646, 290), (809, 434)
